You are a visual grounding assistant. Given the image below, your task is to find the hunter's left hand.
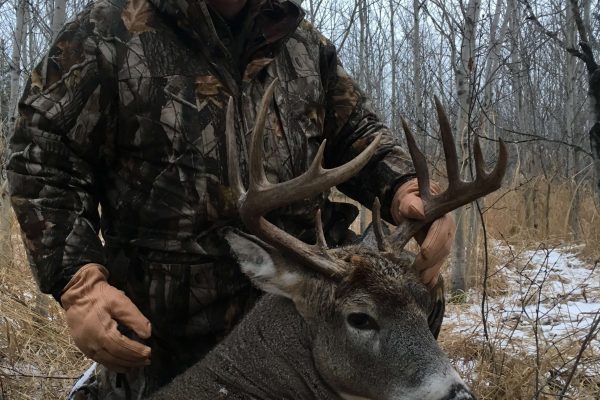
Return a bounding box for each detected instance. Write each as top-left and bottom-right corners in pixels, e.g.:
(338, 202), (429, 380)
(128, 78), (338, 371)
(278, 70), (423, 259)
(391, 178), (456, 287)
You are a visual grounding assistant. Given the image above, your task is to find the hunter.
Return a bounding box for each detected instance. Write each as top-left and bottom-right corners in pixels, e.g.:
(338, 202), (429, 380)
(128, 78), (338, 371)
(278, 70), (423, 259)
(6, 0), (455, 397)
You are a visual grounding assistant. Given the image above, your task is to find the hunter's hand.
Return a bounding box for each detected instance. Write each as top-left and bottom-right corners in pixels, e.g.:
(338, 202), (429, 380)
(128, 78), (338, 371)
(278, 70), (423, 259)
(391, 178), (456, 287)
(60, 263), (152, 372)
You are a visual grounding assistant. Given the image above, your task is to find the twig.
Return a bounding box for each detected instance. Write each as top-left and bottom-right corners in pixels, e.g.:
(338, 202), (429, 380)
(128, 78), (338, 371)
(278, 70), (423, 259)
(0, 365), (77, 380)
(0, 374), (6, 400)
(336, 0), (360, 51)
(558, 309), (600, 399)
(519, 0), (586, 60)
(477, 199), (496, 365)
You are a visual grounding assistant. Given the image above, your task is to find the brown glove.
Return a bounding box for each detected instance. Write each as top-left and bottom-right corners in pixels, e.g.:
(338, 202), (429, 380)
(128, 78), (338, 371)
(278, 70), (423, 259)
(391, 179), (456, 287)
(60, 263), (152, 372)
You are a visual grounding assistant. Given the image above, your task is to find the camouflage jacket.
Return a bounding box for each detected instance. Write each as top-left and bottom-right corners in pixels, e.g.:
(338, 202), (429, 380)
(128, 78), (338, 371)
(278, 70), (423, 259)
(7, 0), (413, 301)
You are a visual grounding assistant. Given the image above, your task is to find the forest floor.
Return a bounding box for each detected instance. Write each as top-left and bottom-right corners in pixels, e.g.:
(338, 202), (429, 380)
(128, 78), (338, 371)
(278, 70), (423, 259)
(441, 240), (600, 399)
(0, 231), (88, 400)
(1, 233), (599, 399)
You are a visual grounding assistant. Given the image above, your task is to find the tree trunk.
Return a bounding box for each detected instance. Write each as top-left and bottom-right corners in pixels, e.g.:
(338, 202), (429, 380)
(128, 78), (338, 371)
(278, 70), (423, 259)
(452, 209), (467, 292)
(51, 0), (68, 42)
(482, 0), (510, 137)
(389, 0), (397, 133)
(357, 0), (369, 233)
(524, 178), (538, 232)
(569, 151), (582, 239)
(412, 0), (425, 149)
(566, 3), (582, 240)
(544, 178), (551, 237)
(8, 0), (26, 125)
(0, 181), (10, 268)
(466, 203), (481, 287)
(450, 0), (481, 294)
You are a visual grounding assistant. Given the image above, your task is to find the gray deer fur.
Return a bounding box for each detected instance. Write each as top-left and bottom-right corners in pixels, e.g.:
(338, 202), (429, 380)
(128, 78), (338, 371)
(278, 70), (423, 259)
(150, 231), (475, 400)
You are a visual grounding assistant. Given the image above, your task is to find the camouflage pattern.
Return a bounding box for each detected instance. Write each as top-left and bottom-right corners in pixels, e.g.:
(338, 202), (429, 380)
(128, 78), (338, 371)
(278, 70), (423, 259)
(68, 363), (146, 400)
(7, 0), (415, 395)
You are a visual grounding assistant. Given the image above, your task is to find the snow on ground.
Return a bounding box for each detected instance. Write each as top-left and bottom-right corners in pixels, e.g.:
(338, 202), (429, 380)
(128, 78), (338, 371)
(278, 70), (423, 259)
(444, 242), (600, 379)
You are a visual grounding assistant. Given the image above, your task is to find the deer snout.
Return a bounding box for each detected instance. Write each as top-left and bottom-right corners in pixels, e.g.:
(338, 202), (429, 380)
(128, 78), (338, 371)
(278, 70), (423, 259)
(439, 383), (476, 400)
(389, 369), (476, 400)
(423, 372), (476, 400)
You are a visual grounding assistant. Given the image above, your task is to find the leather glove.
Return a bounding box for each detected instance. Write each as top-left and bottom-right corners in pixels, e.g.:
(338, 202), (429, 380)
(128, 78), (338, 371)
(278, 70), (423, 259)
(60, 263), (152, 372)
(391, 179), (456, 287)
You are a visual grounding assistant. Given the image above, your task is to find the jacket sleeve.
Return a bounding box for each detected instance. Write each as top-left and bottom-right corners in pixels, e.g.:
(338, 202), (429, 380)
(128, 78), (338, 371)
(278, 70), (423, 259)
(6, 11), (115, 301)
(320, 39), (415, 223)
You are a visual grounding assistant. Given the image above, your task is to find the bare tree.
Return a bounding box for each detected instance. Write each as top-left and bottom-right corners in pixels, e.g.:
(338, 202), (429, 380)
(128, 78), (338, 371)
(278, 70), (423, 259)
(8, 0), (26, 125)
(412, 0), (425, 149)
(50, 0), (66, 41)
(523, 0), (600, 191)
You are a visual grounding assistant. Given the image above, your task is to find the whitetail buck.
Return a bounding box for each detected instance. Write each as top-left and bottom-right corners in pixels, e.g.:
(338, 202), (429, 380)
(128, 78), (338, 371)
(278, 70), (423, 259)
(150, 80), (507, 400)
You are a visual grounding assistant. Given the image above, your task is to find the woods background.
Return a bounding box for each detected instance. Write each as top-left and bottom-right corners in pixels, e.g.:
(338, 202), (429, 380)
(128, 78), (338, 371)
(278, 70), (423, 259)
(0, 0), (599, 399)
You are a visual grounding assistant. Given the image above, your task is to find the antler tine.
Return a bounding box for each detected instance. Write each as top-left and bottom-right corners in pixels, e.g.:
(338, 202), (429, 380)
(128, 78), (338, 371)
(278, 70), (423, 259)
(372, 198), (391, 253)
(249, 79), (278, 188)
(473, 135), (508, 191)
(434, 96), (460, 188)
(244, 135), (382, 218)
(314, 209), (330, 252)
(226, 96), (246, 204)
(388, 97), (508, 251)
(231, 79), (382, 280)
(400, 116), (431, 201)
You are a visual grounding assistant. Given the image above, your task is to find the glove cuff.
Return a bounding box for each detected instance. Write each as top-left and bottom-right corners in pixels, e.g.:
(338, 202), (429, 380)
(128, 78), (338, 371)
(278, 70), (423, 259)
(60, 263), (109, 310)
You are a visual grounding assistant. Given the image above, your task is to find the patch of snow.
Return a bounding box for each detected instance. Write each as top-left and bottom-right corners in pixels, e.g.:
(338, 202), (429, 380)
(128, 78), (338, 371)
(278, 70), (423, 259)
(444, 242), (600, 389)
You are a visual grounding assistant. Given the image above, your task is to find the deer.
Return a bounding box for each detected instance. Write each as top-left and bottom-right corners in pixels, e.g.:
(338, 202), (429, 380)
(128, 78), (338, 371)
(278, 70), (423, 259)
(150, 79), (507, 400)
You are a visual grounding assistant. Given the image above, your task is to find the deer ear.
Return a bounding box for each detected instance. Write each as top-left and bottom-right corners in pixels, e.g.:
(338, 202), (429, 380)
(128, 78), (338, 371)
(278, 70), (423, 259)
(225, 230), (303, 299)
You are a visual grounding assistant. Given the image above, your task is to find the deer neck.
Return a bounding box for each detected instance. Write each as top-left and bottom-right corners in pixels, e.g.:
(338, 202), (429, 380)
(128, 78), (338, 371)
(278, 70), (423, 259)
(197, 294), (340, 399)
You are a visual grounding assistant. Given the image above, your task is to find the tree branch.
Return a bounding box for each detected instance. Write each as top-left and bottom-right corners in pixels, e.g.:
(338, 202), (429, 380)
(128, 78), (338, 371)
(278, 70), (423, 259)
(520, 0), (587, 60)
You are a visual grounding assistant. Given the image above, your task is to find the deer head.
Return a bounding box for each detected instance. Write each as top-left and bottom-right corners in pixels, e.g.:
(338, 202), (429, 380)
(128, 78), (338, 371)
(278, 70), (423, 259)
(225, 80), (507, 400)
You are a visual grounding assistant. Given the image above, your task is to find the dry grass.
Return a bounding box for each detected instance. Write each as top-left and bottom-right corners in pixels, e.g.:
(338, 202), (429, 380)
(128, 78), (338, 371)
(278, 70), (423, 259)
(439, 178), (600, 399)
(0, 198), (89, 400)
(485, 179), (600, 251)
(445, 179), (600, 296)
(439, 323), (600, 399)
(0, 176), (599, 399)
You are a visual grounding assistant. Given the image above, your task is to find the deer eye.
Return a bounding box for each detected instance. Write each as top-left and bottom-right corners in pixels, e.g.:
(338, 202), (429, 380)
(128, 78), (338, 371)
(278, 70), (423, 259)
(346, 312), (379, 331)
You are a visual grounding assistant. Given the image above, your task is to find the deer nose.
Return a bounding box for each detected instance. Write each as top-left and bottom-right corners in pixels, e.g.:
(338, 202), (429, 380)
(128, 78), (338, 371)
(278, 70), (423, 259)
(439, 383), (477, 400)
(405, 370), (476, 400)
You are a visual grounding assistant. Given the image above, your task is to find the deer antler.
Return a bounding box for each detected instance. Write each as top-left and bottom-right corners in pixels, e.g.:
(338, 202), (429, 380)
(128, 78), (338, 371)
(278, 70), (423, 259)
(226, 79), (382, 279)
(371, 198), (391, 253)
(388, 96), (508, 249)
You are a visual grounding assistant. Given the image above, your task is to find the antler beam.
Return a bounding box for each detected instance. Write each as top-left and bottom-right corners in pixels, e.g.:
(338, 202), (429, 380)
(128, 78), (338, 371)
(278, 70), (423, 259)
(227, 79), (382, 279)
(389, 96), (508, 249)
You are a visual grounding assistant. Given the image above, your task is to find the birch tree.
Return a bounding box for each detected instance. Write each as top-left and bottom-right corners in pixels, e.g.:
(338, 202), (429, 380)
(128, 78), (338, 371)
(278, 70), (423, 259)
(8, 0), (26, 125)
(412, 0), (425, 149)
(51, 0), (67, 41)
(427, 0), (482, 293)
